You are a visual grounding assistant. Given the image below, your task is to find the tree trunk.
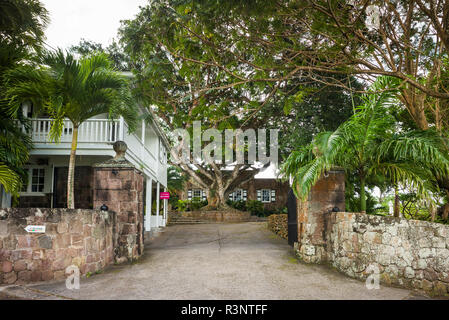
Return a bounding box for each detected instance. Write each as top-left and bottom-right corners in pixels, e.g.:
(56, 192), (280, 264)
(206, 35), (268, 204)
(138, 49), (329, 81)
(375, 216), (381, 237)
(360, 176), (366, 213)
(394, 186), (400, 218)
(205, 186), (229, 210)
(67, 126), (78, 209)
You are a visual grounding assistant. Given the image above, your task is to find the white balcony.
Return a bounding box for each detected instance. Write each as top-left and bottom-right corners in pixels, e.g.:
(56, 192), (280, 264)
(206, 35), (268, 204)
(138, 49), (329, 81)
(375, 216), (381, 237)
(27, 118), (165, 183)
(30, 118), (120, 143)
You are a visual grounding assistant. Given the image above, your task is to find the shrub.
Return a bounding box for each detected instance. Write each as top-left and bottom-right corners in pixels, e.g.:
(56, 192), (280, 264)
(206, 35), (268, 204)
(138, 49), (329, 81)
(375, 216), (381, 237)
(247, 200), (264, 216)
(227, 200), (247, 211)
(177, 200), (188, 212)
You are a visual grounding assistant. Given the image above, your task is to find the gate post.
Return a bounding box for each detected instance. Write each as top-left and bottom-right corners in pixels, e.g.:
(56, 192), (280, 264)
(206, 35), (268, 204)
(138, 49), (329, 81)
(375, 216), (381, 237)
(93, 141), (145, 263)
(295, 168), (345, 263)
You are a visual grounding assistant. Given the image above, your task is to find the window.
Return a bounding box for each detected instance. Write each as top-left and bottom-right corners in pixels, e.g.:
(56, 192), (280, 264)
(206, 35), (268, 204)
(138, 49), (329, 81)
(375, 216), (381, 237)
(159, 141), (167, 165)
(32, 168), (45, 192)
(257, 189), (275, 203)
(188, 189), (205, 201)
(261, 189), (271, 203)
(193, 189), (202, 199)
(21, 168), (46, 194)
(235, 189), (243, 201)
(229, 189), (247, 202)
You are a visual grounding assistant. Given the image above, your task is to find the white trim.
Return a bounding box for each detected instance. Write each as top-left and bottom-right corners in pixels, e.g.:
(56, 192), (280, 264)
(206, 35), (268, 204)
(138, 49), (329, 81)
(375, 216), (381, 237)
(156, 182), (160, 228)
(20, 166), (50, 195)
(145, 178), (153, 231)
(261, 189), (271, 203)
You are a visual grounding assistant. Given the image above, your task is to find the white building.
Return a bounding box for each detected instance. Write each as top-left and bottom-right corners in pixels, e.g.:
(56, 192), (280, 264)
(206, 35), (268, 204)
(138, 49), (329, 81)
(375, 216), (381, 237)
(0, 101), (170, 232)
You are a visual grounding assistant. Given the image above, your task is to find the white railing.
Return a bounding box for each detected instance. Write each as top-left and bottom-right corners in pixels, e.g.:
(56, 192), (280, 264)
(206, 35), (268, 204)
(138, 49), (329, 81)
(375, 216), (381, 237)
(122, 121), (158, 172)
(28, 118), (161, 175)
(29, 118), (121, 143)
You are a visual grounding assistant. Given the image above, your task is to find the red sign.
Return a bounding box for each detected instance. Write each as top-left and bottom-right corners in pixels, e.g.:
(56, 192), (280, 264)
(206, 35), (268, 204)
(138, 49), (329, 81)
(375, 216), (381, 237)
(160, 192), (170, 200)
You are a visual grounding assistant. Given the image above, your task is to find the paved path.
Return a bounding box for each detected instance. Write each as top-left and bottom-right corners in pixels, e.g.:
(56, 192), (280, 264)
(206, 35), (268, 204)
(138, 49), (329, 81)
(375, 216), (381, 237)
(0, 222), (427, 300)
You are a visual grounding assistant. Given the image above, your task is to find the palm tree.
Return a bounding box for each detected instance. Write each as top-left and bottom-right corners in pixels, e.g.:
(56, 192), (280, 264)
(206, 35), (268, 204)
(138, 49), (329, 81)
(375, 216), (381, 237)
(6, 49), (138, 208)
(282, 77), (449, 212)
(0, 0), (48, 195)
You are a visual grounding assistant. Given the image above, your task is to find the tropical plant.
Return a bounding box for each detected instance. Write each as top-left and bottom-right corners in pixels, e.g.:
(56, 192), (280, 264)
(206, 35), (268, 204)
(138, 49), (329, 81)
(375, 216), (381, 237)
(5, 49), (138, 208)
(0, 0), (48, 195)
(282, 77), (449, 212)
(176, 199), (188, 212)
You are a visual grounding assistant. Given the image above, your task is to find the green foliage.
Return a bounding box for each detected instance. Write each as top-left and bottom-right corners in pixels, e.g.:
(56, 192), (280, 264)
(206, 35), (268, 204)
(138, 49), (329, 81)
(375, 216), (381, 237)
(176, 200), (188, 212)
(5, 49), (139, 131)
(69, 38), (133, 71)
(4, 49), (139, 207)
(0, 0), (49, 50)
(246, 200), (264, 216)
(226, 200), (247, 211)
(176, 198), (208, 212)
(0, 0), (48, 193)
(189, 197), (207, 211)
(282, 76), (449, 212)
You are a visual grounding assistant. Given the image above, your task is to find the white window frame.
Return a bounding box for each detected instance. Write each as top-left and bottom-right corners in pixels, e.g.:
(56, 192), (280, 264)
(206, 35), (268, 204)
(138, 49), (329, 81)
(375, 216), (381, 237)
(234, 189), (243, 201)
(229, 189), (247, 202)
(20, 166), (49, 196)
(159, 140), (167, 165)
(187, 189), (192, 200)
(192, 189), (203, 200)
(261, 189), (271, 203)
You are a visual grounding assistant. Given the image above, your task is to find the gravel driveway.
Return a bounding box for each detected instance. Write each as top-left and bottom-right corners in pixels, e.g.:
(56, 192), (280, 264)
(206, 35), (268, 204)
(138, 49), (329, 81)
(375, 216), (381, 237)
(0, 222), (426, 300)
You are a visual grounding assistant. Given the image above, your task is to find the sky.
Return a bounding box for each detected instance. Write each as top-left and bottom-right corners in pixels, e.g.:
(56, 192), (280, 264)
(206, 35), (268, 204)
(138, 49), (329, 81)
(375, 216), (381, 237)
(42, 0), (148, 49)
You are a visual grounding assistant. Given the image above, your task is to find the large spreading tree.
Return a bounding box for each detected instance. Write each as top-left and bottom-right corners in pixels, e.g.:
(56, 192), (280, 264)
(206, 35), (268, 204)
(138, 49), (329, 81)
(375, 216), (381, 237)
(129, 0), (449, 208)
(117, 1), (368, 209)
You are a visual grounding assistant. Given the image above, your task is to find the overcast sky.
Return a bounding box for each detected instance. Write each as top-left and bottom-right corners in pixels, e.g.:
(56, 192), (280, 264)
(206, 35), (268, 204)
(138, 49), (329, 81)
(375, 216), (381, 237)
(42, 0), (148, 49)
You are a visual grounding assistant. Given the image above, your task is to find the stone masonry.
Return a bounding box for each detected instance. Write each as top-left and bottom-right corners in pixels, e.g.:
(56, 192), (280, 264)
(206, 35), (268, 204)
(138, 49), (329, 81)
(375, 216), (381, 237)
(294, 170), (449, 296)
(295, 169), (345, 263)
(325, 212), (449, 296)
(170, 210), (251, 223)
(0, 208), (115, 285)
(93, 141), (144, 262)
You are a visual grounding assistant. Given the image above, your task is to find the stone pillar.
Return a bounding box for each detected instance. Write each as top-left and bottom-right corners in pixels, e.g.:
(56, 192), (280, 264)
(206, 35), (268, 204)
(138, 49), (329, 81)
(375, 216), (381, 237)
(93, 141), (144, 263)
(295, 168), (345, 264)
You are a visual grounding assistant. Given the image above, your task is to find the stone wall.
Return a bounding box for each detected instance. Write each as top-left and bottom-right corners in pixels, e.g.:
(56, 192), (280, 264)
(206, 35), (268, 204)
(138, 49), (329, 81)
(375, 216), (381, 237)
(267, 214), (288, 239)
(0, 208), (115, 285)
(93, 166), (144, 262)
(323, 212), (449, 296)
(174, 210), (251, 223)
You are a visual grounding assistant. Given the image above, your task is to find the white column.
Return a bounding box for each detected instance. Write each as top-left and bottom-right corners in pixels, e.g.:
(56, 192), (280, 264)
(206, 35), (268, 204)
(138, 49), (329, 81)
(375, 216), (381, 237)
(145, 178), (152, 231)
(163, 187), (168, 226)
(0, 187), (11, 209)
(119, 116), (125, 141)
(141, 120), (146, 161)
(156, 182), (160, 228)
